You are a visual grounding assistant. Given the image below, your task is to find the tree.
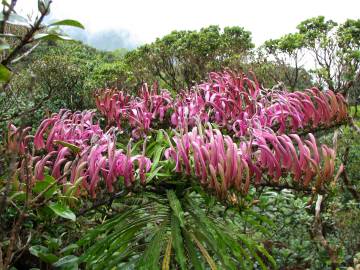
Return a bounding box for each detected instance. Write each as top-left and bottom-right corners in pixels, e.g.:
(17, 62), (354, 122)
(336, 19), (360, 105)
(85, 61), (135, 91)
(125, 25), (254, 90)
(262, 16), (360, 98)
(297, 16), (360, 96)
(0, 0), (85, 127)
(263, 33), (307, 90)
(0, 40), (108, 127)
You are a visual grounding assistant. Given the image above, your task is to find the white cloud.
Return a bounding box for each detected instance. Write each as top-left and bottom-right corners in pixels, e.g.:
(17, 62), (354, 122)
(16, 0), (360, 46)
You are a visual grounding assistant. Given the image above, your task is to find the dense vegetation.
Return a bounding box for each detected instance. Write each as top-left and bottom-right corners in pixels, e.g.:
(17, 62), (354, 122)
(0, 1), (359, 270)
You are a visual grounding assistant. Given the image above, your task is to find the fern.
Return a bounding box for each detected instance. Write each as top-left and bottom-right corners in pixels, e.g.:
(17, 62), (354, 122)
(73, 190), (276, 269)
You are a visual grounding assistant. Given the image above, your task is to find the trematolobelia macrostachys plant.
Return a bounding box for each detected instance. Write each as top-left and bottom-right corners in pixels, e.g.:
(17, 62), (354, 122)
(4, 70), (350, 269)
(95, 70), (348, 139)
(9, 70), (346, 199)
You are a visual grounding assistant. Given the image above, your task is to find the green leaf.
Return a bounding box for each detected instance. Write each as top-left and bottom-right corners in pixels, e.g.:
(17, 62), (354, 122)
(136, 225), (167, 269)
(48, 202), (76, 221)
(49, 19), (85, 29)
(38, 204), (56, 219)
(191, 233), (217, 270)
(39, 253), (59, 264)
(150, 146), (164, 171)
(33, 33), (73, 41)
(79, 206), (160, 267)
(238, 235), (267, 270)
(156, 130), (164, 142)
(162, 236), (172, 270)
(171, 214), (187, 270)
(46, 237), (62, 251)
(183, 230), (203, 270)
(53, 140), (81, 154)
(60, 244), (79, 255)
(0, 64), (11, 82)
(146, 165), (163, 183)
(38, 0), (51, 15)
(0, 13), (29, 26)
(53, 255), (79, 268)
(131, 140), (143, 153)
(154, 172), (173, 177)
(33, 175), (58, 199)
(257, 245), (277, 269)
(29, 245), (48, 257)
(185, 196), (244, 269)
(167, 190), (185, 227)
(9, 191), (26, 202)
(30, 245), (59, 264)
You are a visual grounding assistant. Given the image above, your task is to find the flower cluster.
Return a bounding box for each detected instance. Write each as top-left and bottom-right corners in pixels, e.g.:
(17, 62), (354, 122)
(90, 70), (347, 197)
(94, 83), (173, 138)
(261, 88), (348, 134)
(95, 71), (348, 138)
(33, 110), (151, 197)
(166, 125), (336, 197)
(11, 70), (347, 199)
(6, 123), (32, 155)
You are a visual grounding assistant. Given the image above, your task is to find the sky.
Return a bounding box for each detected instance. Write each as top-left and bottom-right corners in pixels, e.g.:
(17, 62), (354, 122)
(17, 0), (360, 50)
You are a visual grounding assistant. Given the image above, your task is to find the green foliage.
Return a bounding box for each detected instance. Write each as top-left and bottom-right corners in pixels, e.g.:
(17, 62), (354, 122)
(48, 202), (76, 221)
(0, 63), (11, 82)
(49, 19), (85, 29)
(72, 190), (275, 270)
(0, 172), (81, 268)
(242, 51), (312, 90)
(299, 16), (360, 94)
(0, 0), (83, 83)
(0, 40), (119, 128)
(337, 124), (360, 195)
(263, 27), (317, 90)
(297, 16), (338, 45)
(251, 125), (360, 269)
(125, 25), (254, 89)
(262, 15), (360, 100)
(265, 33), (305, 55)
(85, 61), (135, 90)
(33, 175), (57, 198)
(29, 245), (59, 264)
(2, 52), (88, 125)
